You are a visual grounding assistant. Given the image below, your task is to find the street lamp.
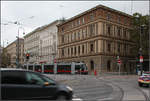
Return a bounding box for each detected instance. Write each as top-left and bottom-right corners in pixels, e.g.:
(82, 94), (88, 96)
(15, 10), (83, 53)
(139, 24), (146, 75)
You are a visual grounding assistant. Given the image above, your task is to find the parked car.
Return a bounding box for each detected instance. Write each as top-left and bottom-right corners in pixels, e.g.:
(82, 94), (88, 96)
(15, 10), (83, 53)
(138, 71), (150, 87)
(142, 71), (150, 76)
(1, 68), (73, 100)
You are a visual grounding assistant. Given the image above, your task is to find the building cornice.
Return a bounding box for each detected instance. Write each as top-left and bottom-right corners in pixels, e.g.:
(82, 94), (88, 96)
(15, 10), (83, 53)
(57, 4), (133, 27)
(58, 35), (135, 48)
(24, 20), (62, 38)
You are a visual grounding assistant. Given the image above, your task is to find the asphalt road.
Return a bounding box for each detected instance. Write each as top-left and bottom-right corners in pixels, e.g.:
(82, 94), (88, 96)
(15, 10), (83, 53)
(99, 75), (150, 101)
(46, 74), (150, 101)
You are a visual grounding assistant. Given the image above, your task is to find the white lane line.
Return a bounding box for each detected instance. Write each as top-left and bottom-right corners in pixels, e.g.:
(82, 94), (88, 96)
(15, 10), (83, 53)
(72, 98), (83, 101)
(72, 95), (83, 101)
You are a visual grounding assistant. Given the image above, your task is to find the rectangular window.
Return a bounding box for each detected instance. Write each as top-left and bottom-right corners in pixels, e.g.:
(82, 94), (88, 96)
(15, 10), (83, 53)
(67, 34), (69, 43)
(62, 49), (64, 57)
(68, 48), (70, 56)
(61, 35), (64, 43)
(123, 29), (126, 38)
(82, 17), (85, 24)
(82, 45), (84, 54)
(78, 46), (80, 55)
(89, 24), (95, 36)
(78, 31), (80, 40)
(124, 17), (127, 24)
(71, 47), (73, 55)
(74, 46), (76, 55)
(114, 26), (116, 36)
(118, 16), (121, 23)
(69, 34), (71, 42)
(77, 19), (80, 25)
(103, 23), (105, 35)
(118, 43), (120, 53)
(72, 33), (74, 41)
(81, 29), (84, 39)
(96, 23), (98, 35)
(124, 44), (126, 54)
(90, 13), (94, 21)
(90, 43), (94, 52)
(83, 28), (86, 38)
(76, 20), (78, 26)
(107, 13), (111, 20)
(117, 27), (121, 36)
(76, 31), (78, 40)
(107, 43), (111, 52)
(107, 25), (111, 35)
(74, 32), (76, 40)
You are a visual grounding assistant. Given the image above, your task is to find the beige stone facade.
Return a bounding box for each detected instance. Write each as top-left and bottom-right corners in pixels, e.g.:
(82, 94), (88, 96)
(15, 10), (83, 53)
(24, 28), (40, 64)
(5, 38), (24, 67)
(57, 5), (135, 74)
(24, 20), (63, 64)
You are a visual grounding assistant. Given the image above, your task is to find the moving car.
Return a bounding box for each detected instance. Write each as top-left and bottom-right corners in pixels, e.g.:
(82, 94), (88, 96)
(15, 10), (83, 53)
(1, 68), (73, 100)
(138, 71), (150, 87)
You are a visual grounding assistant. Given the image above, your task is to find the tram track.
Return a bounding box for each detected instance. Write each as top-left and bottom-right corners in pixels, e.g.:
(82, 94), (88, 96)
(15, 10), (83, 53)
(67, 76), (113, 101)
(99, 76), (150, 101)
(135, 86), (150, 101)
(98, 77), (124, 101)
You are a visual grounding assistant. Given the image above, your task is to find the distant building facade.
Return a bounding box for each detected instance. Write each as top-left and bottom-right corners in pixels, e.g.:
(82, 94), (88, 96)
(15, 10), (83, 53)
(24, 27), (40, 64)
(57, 5), (135, 74)
(0, 46), (4, 67)
(5, 38), (24, 67)
(24, 20), (63, 64)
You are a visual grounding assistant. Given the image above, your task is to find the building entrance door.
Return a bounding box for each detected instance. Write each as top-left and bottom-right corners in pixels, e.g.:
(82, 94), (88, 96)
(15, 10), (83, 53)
(90, 60), (94, 71)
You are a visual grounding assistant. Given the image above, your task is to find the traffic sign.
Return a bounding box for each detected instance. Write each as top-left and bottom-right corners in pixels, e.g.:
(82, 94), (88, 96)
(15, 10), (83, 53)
(54, 59), (56, 63)
(117, 59), (121, 64)
(140, 56), (143, 63)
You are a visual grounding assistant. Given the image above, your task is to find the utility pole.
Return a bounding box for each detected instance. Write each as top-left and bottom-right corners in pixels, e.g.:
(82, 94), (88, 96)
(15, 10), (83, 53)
(139, 25), (145, 75)
(16, 26), (25, 68)
(1, 16), (34, 68)
(0, 29), (1, 67)
(17, 28), (20, 68)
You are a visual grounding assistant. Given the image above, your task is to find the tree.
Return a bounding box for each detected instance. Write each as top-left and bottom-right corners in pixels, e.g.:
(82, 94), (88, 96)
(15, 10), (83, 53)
(131, 13), (149, 59)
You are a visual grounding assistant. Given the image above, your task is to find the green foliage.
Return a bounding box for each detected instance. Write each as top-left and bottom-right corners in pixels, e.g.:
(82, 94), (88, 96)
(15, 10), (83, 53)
(131, 13), (149, 58)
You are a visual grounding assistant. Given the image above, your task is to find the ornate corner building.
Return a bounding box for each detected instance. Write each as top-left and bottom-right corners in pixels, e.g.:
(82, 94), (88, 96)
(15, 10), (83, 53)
(57, 5), (135, 74)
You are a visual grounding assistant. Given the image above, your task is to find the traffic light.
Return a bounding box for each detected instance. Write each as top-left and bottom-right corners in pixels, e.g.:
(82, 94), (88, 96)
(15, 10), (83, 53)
(26, 53), (30, 60)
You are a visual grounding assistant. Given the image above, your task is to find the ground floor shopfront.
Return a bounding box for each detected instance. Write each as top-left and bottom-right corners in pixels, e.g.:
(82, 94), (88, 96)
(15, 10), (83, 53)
(57, 54), (136, 75)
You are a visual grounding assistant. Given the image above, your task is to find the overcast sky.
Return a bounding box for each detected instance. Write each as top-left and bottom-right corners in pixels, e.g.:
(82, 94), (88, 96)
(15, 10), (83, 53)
(1, 1), (149, 47)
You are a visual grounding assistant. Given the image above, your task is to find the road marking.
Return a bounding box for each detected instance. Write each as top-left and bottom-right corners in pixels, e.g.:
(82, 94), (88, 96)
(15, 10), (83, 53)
(97, 97), (113, 101)
(73, 95), (83, 101)
(72, 98), (83, 101)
